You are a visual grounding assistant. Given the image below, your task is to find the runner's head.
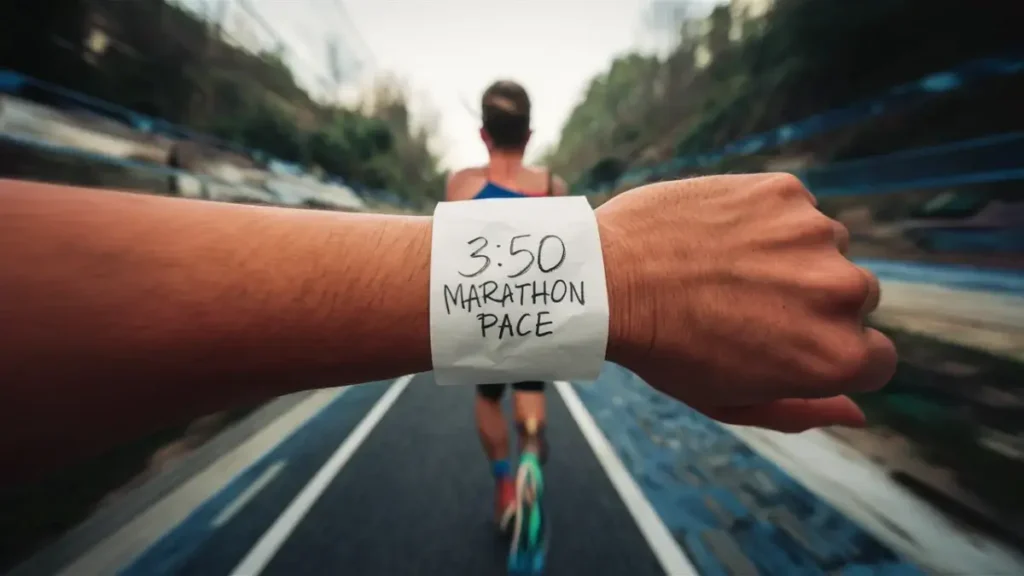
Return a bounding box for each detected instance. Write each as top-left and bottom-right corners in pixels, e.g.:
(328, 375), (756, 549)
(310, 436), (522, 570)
(480, 80), (532, 154)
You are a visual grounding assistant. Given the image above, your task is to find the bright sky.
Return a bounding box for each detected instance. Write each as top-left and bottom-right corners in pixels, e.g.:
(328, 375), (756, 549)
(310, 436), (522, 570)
(198, 0), (721, 169)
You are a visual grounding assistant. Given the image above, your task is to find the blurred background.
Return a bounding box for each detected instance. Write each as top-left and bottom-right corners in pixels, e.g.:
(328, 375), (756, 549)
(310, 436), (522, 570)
(1, 0), (1022, 574)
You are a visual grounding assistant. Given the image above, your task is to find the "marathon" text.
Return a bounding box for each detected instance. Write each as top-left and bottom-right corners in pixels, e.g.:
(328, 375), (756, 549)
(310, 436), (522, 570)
(441, 279), (586, 340)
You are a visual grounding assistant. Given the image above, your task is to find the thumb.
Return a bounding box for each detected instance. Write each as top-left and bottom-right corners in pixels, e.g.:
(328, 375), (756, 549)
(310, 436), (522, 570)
(697, 396), (866, 433)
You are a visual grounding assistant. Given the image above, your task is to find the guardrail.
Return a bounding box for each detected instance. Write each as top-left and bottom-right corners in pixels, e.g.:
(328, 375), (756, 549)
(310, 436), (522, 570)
(796, 132), (1024, 198)
(0, 70), (253, 158)
(0, 71), (421, 210)
(587, 132), (1024, 200)
(0, 130), (369, 212)
(617, 55), (1024, 187)
(0, 69), (414, 209)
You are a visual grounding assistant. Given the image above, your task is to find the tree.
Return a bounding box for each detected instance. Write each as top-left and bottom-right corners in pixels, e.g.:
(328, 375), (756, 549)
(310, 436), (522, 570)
(1, 0), (446, 202)
(550, 0), (1023, 190)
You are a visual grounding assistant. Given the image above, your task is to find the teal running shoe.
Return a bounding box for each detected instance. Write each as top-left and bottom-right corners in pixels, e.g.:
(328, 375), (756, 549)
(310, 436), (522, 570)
(507, 450), (547, 575)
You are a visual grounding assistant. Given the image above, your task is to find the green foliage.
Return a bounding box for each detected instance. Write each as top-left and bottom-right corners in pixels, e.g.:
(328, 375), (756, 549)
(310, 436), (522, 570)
(0, 0), (445, 206)
(546, 53), (662, 181)
(305, 111), (397, 186)
(550, 0), (1022, 190)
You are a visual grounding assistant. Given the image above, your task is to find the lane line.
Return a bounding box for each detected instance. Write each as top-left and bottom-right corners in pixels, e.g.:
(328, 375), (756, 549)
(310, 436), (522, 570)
(10, 394), (314, 576)
(211, 461), (287, 528)
(60, 388), (347, 576)
(554, 380), (699, 576)
(229, 374), (414, 576)
(118, 382), (396, 576)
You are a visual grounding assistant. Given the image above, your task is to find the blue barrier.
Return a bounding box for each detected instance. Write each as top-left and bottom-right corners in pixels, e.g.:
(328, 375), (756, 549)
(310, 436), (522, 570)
(0, 130), (292, 204)
(620, 55), (1024, 185)
(857, 259), (1024, 295)
(0, 131), (204, 183)
(593, 132), (1024, 198)
(0, 69), (255, 158)
(0, 70), (417, 207)
(795, 132), (1024, 197)
(0, 130), (416, 209)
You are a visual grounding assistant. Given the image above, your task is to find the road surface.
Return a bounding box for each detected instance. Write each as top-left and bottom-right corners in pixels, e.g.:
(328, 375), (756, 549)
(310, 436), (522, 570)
(12, 363), (1024, 576)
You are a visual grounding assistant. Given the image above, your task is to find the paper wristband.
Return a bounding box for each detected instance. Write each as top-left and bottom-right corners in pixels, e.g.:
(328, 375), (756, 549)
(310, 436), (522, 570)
(429, 196), (610, 386)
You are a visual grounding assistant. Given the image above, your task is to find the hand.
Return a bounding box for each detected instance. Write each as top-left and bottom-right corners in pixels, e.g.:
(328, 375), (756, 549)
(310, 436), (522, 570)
(598, 173), (896, 432)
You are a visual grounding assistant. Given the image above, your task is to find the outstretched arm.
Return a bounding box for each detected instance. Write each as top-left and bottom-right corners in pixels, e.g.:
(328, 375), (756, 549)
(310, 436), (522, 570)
(0, 179), (435, 480)
(0, 173), (894, 483)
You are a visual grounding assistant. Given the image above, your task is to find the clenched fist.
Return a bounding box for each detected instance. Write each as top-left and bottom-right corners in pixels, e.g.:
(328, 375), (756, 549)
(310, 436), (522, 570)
(598, 173), (896, 432)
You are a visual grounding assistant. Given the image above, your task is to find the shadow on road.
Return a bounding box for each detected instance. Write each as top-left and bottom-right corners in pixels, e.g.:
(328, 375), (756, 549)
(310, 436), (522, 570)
(0, 405), (260, 573)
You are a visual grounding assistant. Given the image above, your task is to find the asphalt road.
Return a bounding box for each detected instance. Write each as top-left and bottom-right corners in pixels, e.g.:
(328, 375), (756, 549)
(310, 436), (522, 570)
(16, 360), (1023, 575)
(112, 375), (664, 576)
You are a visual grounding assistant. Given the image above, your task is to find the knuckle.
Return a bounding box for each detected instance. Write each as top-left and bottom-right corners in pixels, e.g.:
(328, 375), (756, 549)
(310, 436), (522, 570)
(771, 172), (803, 190)
(770, 173), (814, 202)
(835, 265), (871, 304)
(822, 338), (871, 386)
(801, 212), (836, 243)
(833, 219), (851, 241)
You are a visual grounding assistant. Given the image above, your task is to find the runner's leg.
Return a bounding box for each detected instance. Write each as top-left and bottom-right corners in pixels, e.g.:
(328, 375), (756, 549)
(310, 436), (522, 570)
(509, 383), (548, 574)
(475, 384), (510, 461)
(511, 383), (547, 461)
(476, 384), (516, 529)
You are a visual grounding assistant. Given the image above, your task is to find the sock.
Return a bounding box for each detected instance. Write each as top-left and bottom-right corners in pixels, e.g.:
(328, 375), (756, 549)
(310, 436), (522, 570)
(517, 420), (548, 464)
(492, 459), (512, 479)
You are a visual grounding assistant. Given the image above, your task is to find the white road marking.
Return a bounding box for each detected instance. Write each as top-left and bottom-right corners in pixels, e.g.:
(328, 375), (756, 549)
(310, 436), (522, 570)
(211, 461), (287, 528)
(554, 380), (699, 576)
(60, 388), (347, 576)
(229, 374), (414, 576)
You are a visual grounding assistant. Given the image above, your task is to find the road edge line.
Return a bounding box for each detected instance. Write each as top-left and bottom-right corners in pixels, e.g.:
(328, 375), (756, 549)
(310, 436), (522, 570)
(57, 388), (346, 576)
(554, 380), (699, 576)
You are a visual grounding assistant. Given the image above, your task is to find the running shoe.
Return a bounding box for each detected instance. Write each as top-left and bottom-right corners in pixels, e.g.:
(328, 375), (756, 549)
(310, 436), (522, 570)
(496, 475), (517, 533)
(507, 451), (547, 575)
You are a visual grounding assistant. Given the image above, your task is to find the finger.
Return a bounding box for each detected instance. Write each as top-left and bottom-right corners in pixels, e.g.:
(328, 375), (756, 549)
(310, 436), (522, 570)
(700, 396), (866, 433)
(858, 266), (881, 315)
(778, 325), (897, 400)
(847, 327), (898, 394)
(833, 220), (850, 254)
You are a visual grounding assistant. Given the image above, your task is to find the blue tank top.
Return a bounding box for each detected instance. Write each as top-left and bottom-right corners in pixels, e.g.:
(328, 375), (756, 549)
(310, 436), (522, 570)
(472, 169), (553, 200)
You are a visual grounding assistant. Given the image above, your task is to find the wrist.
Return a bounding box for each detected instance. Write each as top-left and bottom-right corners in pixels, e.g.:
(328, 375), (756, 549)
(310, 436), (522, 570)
(358, 214), (435, 377)
(304, 212), (434, 383)
(598, 215), (647, 365)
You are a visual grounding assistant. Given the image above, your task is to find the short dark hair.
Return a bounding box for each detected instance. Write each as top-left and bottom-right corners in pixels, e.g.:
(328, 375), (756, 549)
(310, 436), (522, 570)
(481, 80), (531, 151)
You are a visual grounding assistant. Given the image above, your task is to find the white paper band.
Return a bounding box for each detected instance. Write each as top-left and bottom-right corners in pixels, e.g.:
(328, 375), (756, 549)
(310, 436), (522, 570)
(429, 196), (610, 386)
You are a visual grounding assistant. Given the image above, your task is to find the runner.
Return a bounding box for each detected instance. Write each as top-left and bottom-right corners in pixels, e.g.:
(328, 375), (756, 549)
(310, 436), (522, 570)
(445, 80), (568, 574)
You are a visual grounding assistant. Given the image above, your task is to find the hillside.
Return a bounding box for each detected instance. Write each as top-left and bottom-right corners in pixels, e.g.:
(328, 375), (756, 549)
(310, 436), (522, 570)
(0, 0), (446, 206)
(545, 0), (1022, 192)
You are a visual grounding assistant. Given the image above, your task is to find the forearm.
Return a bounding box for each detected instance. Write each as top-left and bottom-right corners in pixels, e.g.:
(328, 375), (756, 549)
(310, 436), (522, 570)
(0, 180), (432, 475)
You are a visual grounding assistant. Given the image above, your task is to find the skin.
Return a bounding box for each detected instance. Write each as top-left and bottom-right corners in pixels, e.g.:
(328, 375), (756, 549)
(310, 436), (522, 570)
(0, 172), (895, 486)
